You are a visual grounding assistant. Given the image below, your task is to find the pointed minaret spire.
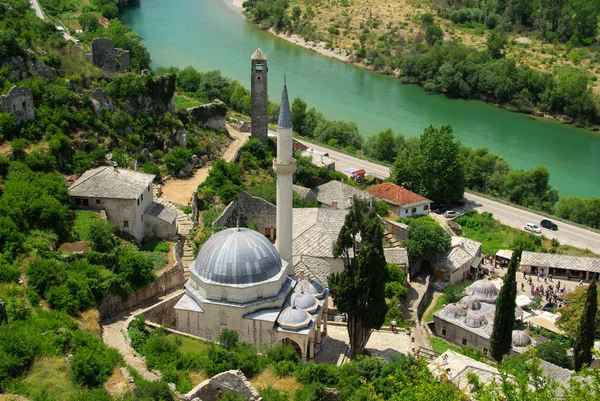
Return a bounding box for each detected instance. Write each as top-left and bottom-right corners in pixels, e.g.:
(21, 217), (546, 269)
(273, 78), (296, 273)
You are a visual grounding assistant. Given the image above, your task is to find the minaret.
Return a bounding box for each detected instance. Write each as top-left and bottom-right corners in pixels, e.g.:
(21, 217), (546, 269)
(274, 78), (296, 273)
(251, 48), (268, 144)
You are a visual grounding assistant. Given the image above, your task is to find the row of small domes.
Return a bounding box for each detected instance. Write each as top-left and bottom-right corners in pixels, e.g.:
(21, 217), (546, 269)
(277, 280), (325, 330)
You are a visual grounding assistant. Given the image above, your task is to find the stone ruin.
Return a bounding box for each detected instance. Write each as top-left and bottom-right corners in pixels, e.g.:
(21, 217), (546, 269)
(91, 38), (130, 74)
(184, 370), (261, 401)
(0, 86), (35, 124)
(187, 99), (228, 132)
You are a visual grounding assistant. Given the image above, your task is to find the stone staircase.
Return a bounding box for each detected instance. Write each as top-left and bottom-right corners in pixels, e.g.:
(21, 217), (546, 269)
(153, 197), (196, 280)
(383, 229), (401, 247)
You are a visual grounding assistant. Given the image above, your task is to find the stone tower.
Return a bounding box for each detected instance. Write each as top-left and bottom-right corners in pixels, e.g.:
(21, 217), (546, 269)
(251, 48), (268, 144)
(274, 79), (296, 272)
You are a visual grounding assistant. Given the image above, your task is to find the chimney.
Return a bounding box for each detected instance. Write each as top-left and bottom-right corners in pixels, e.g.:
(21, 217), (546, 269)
(331, 201), (338, 210)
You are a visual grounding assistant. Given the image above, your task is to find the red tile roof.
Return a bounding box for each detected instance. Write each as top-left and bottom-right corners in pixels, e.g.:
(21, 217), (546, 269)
(366, 182), (431, 206)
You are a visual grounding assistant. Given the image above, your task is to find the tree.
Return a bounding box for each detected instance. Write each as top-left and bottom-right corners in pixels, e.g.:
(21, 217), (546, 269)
(574, 279), (597, 371)
(402, 217), (451, 271)
(425, 25), (443, 45)
(487, 31), (507, 59)
(291, 97), (307, 136)
(78, 13), (100, 32)
(219, 329), (240, 350)
(328, 197), (388, 358)
(490, 253), (518, 362)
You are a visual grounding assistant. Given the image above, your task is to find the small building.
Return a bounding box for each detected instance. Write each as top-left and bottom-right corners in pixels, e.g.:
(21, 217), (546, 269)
(383, 219), (409, 242)
(311, 180), (372, 210)
(301, 149), (335, 170)
(68, 166), (176, 242)
(519, 251), (600, 281)
(495, 249), (514, 268)
(435, 237), (482, 283)
(366, 182), (432, 217)
(344, 167), (366, 183)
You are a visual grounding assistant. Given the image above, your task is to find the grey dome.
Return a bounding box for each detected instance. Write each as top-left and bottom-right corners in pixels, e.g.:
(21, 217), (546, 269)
(195, 228), (282, 285)
(292, 292), (318, 312)
(512, 330), (532, 347)
(296, 280), (325, 299)
(460, 296), (482, 310)
(441, 304), (463, 319)
(277, 306), (311, 330)
(466, 280), (499, 302)
(465, 312), (487, 328)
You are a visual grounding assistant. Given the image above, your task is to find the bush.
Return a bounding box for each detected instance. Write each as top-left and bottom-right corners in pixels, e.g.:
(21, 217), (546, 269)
(0, 258), (20, 282)
(219, 328), (239, 350)
(273, 360), (297, 377)
(70, 346), (115, 387)
(294, 362), (339, 386)
(134, 380), (174, 401)
(266, 343), (301, 364)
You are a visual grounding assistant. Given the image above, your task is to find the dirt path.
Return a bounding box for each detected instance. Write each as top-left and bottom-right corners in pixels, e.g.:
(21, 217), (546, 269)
(160, 125), (250, 205)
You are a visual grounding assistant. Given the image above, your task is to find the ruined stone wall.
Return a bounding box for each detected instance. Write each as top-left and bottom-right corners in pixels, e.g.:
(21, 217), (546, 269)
(416, 275), (434, 322)
(188, 100), (227, 132)
(98, 249), (185, 319)
(214, 191), (276, 236)
(0, 86), (34, 124)
(91, 38), (130, 74)
(115, 49), (130, 72)
(142, 291), (184, 327)
(185, 370), (261, 401)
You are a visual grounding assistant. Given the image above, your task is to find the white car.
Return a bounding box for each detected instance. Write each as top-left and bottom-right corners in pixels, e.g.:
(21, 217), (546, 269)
(524, 223), (542, 234)
(444, 210), (459, 219)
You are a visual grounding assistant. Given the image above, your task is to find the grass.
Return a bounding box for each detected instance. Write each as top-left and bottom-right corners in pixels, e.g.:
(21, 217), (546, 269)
(429, 337), (461, 355)
(176, 335), (212, 354)
(73, 210), (103, 242)
(175, 94), (204, 110)
(250, 367), (303, 394)
(20, 357), (86, 400)
(422, 293), (445, 324)
(140, 251), (169, 270)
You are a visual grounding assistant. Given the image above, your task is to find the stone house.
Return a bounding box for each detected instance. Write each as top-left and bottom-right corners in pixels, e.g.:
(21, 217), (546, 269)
(519, 251), (600, 281)
(435, 237), (482, 283)
(366, 182), (432, 217)
(68, 166), (176, 242)
(311, 180), (372, 210)
(300, 149), (335, 170)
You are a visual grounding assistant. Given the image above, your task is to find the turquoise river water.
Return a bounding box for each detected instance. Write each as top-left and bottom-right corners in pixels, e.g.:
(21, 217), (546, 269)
(121, 0), (600, 198)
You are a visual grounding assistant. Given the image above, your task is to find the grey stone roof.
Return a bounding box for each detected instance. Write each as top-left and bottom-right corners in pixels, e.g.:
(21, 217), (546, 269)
(69, 166), (154, 199)
(520, 251), (600, 273)
(313, 180), (372, 210)
(292, 208), (348, 259)
(293, 255), (331, 287)
(437, 236), (482, 272)
(195, 227), (283, 285)
(383, 247), (408, 267)
(144, 202), (177, 224)
(251, 48), (267, 60)
(278, 81), (292, 129)
(292, 185), (315, 200)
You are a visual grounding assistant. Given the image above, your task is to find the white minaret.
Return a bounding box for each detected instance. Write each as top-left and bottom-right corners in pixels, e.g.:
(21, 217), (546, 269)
(274, 78), (296, 273)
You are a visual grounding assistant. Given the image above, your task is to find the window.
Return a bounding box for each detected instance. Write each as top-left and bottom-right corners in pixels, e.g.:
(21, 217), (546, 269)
(137, 198), (140, 206)
(462, 338), (467, 346)
(265, 228), (271, 237)
(75, 198), (82, 206)
(124, 220), (129, 228)
(148, 185), (150, 192)
(141, 214), (143, 221)
(255, 63), (263, 71)
(424, 205), (429, 211)
(96, 199), (101, 204)
(141, 194), (144, 201)
(441, 329), (447, 336)
(412, 207), (417, 213)
(483, 348), (488, 355)
(82, 199), (89, 206)
(219, 311), (228, 326)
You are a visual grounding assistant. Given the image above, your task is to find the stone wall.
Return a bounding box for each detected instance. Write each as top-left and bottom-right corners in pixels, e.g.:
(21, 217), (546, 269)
(416, 275), (434, 322)
(91, 38), (130, 74)
(142, 291), (184, 327)
(0, 86), (34, 124)
(98, 246), (185, 319)
(187, 100), (227, 132)
(432, 314), (491, 353)
(214, 191), (276, 237)
(186, 370), (261, 401)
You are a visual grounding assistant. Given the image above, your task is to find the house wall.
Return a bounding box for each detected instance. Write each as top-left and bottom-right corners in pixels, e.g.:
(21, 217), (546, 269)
(214, 191), (276, 239)
(144, 213), (177, 240)
(396, 203), (431, 218)
(433, 315), (491, 354)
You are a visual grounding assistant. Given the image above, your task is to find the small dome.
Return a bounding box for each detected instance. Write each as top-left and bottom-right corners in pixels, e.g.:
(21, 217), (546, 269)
(440, 304), (463, 319)
(296, 279), (325, 299)
(277, 306), (311, 330)
(292, 292), (318, 313)
(459, 296), (482, 311)
(465, 312), (487, 328)
(512, 330), (532, 347)
(195, 228), (282, 285)
(466, 280), (499, 302)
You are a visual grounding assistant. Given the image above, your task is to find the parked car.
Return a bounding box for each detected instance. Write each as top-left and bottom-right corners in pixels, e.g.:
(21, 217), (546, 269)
(540, 219), (558, 230)
(524, 223), (542, 234)
(432, 204), (448, 214)
(444, 210), (459, 219)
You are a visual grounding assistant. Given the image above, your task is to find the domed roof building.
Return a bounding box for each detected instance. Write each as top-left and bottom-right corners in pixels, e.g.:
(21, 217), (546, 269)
(174, 76), (328, 361)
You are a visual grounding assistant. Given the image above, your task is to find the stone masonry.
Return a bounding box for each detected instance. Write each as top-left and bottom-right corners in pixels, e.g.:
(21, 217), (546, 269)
(0, 86), (34, 124)
(91, 38), (130, 74)
(250, 48), (268, 144)
(185, 370), (262, 401)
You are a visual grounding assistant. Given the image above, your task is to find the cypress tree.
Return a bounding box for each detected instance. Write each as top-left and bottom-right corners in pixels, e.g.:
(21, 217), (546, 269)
(574, 278), (597, 371)
(490, 253), (518, 362)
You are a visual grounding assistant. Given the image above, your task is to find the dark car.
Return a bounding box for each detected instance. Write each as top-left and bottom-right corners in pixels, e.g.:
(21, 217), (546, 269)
(432, 203), (448, 214)
(540, 219), (558, 230)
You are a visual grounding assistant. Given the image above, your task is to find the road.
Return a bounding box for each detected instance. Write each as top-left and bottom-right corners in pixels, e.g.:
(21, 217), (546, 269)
(30, 0), (45, 19)
(293, 137), (600, 254)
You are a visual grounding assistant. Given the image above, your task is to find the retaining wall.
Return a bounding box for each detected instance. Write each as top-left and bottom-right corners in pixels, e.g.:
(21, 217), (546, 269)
(416, 275), (434, 322)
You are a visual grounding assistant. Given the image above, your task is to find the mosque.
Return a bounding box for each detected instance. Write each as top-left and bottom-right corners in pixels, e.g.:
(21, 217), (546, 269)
(174, 49), (328, 360)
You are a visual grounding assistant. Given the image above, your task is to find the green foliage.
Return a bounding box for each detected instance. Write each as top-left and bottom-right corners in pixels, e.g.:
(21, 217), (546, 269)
(314, 119), (363, 150)
(490, 253), (518, 362)
(425, 24), (444, 45)
(574, 279), (597, 371)
(164, 146), (192, 175)
(219, 329), (239, 350)
(402, 216), (451, 264)
(201, 159), (244, 204)
(535, 340), (572, 369)
(556, 197), (600, 229)
(134, 380), (174, 401)
(328, 197), (388, 358)
(0, 255), (20, 283)
(70, 345), (117, 387)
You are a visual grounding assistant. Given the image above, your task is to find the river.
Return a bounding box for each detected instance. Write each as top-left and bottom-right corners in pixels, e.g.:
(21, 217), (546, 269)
(121, 0), (600, 198)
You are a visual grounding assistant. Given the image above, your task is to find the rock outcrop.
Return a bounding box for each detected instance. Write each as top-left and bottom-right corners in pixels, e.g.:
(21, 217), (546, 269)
(0, 86), (34, 124)
(185, 370), (261, 401)
(188, 99), (227, 132)
(91, 38), (130, 74)
(88, 88), (114, 118)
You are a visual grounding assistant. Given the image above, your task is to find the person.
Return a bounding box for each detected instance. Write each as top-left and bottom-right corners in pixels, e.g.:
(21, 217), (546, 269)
(390, 320), (397, 333)
(579, 279), (584, 287)
(523, 271), (527, 279)
(217, 389), (224, 399)
(521, 283), (525, 291)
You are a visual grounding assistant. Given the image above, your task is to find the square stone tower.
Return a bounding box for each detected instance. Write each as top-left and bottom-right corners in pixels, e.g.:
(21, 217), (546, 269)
(251, 48), (268, 144)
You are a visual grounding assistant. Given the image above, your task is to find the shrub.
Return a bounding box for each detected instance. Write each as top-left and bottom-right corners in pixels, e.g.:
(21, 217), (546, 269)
(219, 329), (239, 350)
(134, 380), (174, 401)
(0, 258), (20, 282)
(70, 346), (115, 387)
(294, 362), (339, 386)
(266, 344), (301, 364)
(273, 360), (297, 377)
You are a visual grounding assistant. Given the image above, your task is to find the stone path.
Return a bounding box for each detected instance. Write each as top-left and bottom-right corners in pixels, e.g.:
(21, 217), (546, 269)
(101, 289), (184, 381)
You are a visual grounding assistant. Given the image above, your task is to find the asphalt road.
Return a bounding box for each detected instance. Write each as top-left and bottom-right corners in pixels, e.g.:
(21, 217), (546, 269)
(30, 0), (45, 20)
(292, 136), (600, 254)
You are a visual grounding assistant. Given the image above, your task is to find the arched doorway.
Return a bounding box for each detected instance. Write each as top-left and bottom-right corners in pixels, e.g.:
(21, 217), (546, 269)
(281, 337), (303, 359)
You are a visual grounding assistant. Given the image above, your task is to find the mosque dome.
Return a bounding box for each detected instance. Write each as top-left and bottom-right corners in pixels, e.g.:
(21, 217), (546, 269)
(296, 279), (325, 299)
(277, 306), (311, 330)
(195, 227), (283, 285)
(440, 304), (463, 319)
(466, 280), (499, 302)
(465, 312), (487, 328)
(512, 330), (532, 347)
(459, 296), (482, 311)
(291, 291), (319, 313)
